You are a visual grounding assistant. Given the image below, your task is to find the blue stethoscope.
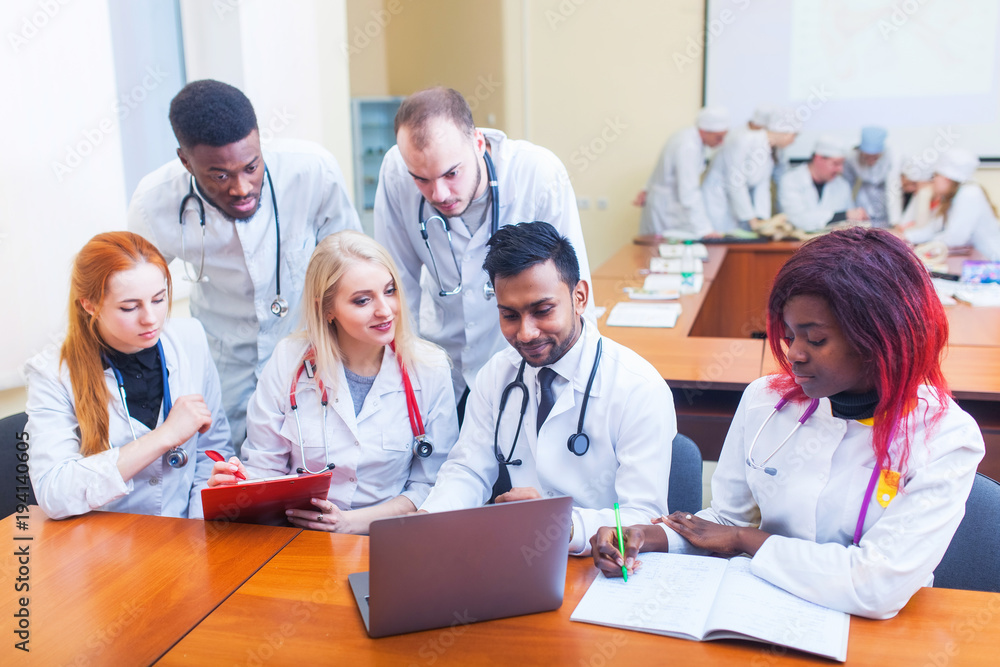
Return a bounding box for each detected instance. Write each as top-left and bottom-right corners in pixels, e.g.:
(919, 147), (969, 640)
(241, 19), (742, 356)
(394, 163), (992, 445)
(418, 151), (499, 299)
(744, 389), (898, 547)
(105, 340), (186, 468)
(494, 337), (603, 466)
(178, 167), (289, 317)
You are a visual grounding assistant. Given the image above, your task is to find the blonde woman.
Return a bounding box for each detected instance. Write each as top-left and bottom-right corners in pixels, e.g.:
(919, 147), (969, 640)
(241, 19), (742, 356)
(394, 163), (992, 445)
(905, 149), (1000, 260)
(26, 232), (230, 519)
(209, 231), (458, 534)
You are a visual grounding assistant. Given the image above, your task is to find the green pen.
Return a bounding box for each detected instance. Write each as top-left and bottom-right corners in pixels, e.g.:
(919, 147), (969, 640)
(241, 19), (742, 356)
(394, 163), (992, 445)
(613, 502), (627, 582)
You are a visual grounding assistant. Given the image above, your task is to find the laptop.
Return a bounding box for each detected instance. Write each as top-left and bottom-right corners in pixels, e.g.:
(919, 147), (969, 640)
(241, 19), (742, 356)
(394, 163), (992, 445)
(349, 496), (573, 638)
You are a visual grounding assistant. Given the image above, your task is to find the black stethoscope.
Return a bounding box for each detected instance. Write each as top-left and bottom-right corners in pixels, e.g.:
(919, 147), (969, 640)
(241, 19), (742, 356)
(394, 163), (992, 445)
(178, 167), (289, 317)
(104, 340), (187, 468)
(418, 151), (499, 299)
(494, 337), (603, 467)
(288, 344), (433, 475)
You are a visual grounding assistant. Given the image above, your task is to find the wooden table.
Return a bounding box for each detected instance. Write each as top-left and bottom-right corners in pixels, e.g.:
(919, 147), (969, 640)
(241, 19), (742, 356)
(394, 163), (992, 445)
(0, 509), (300, 665)
(595, 240), (1000, 475)
(160, 531), (1000, 665)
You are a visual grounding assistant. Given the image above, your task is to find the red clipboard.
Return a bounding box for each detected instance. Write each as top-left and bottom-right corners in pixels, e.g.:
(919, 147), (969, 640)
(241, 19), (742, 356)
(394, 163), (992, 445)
(201, 471), (334, 526)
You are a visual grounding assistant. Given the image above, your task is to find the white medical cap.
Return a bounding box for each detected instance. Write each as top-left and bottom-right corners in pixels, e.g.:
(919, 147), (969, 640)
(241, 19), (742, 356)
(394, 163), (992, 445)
(934, 149), (980, 183)
(750, 105), (774, 127)
(696, 106), (730, 132)
(813, 135), (846, 159)
(901, 157), (934, 182)
(766, 107), (797, 133)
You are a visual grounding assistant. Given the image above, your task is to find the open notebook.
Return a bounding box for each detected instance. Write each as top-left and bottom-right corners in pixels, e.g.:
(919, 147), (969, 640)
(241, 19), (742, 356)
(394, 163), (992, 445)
(571, 553), (849, 662)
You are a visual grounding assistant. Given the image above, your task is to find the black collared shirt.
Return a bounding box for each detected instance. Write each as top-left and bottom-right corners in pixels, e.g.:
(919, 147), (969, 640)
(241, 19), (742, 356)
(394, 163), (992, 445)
(106, 345), (165, 431)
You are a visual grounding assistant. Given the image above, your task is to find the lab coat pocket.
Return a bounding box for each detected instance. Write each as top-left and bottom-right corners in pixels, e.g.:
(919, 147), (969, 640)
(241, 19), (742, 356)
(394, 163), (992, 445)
(381, 419), (412, 453)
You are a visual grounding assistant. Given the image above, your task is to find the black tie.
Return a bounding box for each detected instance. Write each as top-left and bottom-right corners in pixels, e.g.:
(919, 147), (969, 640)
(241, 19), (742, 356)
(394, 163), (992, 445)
(536, 367), (557, 433)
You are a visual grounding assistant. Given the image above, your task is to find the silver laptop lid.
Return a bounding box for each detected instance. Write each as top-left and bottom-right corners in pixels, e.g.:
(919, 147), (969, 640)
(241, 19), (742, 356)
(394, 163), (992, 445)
(362, 496), (573, 637)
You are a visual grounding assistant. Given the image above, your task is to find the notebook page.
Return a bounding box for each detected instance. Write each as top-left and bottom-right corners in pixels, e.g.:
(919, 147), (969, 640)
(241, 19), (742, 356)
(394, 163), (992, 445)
(571, 553), (728, 639)
(705, 557), (849, 661)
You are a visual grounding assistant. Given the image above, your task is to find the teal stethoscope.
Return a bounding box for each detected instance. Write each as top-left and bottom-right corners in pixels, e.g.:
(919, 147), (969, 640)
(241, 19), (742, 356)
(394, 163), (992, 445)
(418, 151), (499, 299)
(744, 390), (898, 547)
(104, 339), (187, 468)
(178, 167), (289, 317)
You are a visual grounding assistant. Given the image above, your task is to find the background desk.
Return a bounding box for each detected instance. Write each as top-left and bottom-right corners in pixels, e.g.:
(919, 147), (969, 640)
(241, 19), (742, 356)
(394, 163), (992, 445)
(161, 531), (999, 666)
(0, 510), (300, 665)
(595, 241), (1000, 478)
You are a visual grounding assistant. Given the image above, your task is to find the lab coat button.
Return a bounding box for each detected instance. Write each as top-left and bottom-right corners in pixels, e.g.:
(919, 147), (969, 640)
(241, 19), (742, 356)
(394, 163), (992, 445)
(354, 441), (359, 446)
(349, 477), (356, 483)
(149, 477), (159, 486)
(466, 322), (475, 329)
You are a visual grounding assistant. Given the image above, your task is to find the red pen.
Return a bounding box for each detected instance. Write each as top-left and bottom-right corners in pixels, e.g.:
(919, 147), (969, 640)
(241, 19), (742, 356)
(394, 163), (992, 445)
(206, 450), (246, 480)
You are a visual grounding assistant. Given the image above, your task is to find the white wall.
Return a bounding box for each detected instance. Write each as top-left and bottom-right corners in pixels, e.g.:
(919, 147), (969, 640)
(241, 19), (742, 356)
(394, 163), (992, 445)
(0, 0), (354, 417)
(179, 0), (355, 197)
(0, 0), (129, 392)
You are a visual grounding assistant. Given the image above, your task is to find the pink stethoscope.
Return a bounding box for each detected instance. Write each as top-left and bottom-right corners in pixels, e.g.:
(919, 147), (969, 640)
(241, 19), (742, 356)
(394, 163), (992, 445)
(745, 390), (898, 547)
(288, 343), (432, 475)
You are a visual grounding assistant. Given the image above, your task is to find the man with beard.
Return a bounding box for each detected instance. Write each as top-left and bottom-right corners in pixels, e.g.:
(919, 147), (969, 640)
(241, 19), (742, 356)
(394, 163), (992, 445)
(374, 88), (593, 420)
(419, 222), (674, 556)
(128, 80), (360, 450)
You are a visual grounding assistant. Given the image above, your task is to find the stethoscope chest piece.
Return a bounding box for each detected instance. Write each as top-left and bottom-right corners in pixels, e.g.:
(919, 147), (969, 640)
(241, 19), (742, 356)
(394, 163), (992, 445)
(566, 432), (590, 456)
(165, 448), (189, 468)
(271, 296), (289, 318)
(413, 435), (433, 459)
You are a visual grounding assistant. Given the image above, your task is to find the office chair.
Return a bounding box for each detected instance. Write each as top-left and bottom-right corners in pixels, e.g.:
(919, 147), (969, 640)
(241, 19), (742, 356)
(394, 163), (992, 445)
(668, 433), (704, 514)
(933, 473), (1000, 593)
(1, 412), (36, 519)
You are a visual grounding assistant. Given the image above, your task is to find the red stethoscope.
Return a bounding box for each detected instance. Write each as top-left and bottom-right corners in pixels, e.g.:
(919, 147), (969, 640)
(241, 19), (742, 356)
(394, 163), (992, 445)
(288, 343), (432, 475)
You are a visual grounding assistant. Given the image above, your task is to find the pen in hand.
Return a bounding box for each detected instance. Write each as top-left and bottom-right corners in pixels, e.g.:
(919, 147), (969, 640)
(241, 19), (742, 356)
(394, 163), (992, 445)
(206, 449), (246, 480)
(614, 502), (628, 582)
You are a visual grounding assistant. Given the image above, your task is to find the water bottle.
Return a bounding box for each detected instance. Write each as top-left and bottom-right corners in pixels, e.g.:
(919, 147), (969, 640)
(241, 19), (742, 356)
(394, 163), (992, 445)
(680, 240), (696, 292)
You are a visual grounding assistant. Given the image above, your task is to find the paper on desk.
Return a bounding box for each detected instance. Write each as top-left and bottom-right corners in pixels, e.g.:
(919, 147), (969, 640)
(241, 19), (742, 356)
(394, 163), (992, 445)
(649, 257), (704, 274)
(606, 302), (681, 328)
(954, 283), (1000, 307)
(644, 274), (704, 294)
(659, 243), (708, 259)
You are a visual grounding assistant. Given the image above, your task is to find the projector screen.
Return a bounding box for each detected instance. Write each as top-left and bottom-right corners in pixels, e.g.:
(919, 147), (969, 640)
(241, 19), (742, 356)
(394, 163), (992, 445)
(704, 0), (1000, 163)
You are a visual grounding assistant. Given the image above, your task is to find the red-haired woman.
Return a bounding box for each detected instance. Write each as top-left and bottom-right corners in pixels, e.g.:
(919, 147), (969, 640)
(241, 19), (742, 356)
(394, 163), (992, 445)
(591, 228), (985, 619)
(26, 232), (232, 519)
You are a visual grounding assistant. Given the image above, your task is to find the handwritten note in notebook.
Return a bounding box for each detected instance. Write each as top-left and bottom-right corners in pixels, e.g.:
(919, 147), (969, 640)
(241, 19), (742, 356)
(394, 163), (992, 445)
(571, 554), (850, 662)
(605, 302), (682, 328)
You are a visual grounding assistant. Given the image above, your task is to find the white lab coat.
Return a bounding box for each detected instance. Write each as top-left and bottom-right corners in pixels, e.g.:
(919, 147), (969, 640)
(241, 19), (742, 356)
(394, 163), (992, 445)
(778, 163), (856, 232)
(905, 183), (1000, 260)
(420, 321), (675, 556)
(639, 127), (712, 237)
(702, 129), (774, 232)
(899, 185), (934, 233)
(25, 319), (231, 520)
(843, 147), (902, 227)
(128, 140), (361, 447)
(662, 377), (984, 619)
(374, 128), (594, 396)
(240, 336), (458, 510)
